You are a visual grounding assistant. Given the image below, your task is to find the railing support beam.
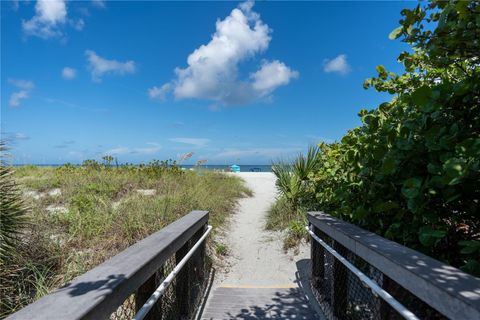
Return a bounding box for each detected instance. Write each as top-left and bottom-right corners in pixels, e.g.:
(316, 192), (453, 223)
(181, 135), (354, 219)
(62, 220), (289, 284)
(135, 269), (162, 320)
(175, 240), (192, 319)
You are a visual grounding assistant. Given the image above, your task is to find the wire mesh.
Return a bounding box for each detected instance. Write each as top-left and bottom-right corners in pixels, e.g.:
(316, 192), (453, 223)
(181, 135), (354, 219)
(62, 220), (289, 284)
(110, 294), (136, 320)
(109, 225), (211, 320)
(310, 227), (447, 320)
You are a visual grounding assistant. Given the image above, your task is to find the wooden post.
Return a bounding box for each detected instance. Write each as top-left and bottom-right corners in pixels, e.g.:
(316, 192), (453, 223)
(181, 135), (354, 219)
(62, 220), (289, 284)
(332, 241), (348, 318)
(380, 274), (400, 319)
(311, 225), (324, 294)
(193, 224), (207, 284)
(176, 239), (191, 319)
(135, 268), (162, 320)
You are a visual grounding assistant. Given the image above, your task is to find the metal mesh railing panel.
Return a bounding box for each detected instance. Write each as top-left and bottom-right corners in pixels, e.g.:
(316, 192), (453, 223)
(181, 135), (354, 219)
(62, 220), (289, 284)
(109, 226), (210, 320)
(110, 294), (136, 320)
(310, 227), (447, 320)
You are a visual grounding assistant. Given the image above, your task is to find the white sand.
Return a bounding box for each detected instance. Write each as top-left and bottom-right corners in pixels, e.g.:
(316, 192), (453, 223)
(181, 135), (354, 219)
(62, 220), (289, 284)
(215, 172), (309, 286)
(136, 189), (157, 196)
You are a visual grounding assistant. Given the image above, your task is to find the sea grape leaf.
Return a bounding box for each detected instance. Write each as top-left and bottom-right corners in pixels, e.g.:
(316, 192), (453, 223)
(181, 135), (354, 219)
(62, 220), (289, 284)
(419, 227), (446, 247)
(389, 26), (403, 40)
(402, 177), (422, 199)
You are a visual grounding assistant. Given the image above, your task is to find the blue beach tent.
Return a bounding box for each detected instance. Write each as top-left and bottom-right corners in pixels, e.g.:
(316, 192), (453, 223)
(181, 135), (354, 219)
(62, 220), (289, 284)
(230, 164), (240, 173)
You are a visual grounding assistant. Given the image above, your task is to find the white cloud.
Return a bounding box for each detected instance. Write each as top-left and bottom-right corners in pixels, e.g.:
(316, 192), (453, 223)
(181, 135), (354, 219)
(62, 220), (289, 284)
(62, 67), (77, 79)
(159, 0), (297, 106)
(133, 143), (162, 155)
(70, 18), (85, 31)
(9, 91), (29, 107)
(13, 132), (30, 140)
(85, 50), (136, 82)
(212, 147), (302, 160)
(323, 54), (351, 75)
(104, 147), (130, 156)
(104, 143), (162, 156)
(148, 83), (171, 101)
(251, 60), (299, 96)
(91, 0), (106, 9)
(169, 138), (210, 147)
(12, 0), (20, 11)
(8, 79), (34, 90)
(8, 79), (35, 107)
(22, 0), (67, 39)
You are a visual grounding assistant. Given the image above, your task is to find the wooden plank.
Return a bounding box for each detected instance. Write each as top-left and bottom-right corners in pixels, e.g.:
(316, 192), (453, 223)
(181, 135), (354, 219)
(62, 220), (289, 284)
(202, 287), (319, 320)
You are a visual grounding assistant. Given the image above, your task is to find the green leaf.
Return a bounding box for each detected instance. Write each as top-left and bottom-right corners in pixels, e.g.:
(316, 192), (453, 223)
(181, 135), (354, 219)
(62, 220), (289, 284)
(460, 260), (480, 277)
(401, 177), (422, 199)
(375, 65), (388, 79)
(459, 240), (480, 255)
(443, 158), (467, 185)
(419, 227), (446, 247)
(411, 85), (432, 106)
(389, 26), (403, 40)
(381, 157), (397, 175)
(373, 200), (399, 213)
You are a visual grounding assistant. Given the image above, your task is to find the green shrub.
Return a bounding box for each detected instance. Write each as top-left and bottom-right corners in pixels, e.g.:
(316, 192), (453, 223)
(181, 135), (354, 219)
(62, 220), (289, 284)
(272, 1), (479, 274)
(310, 1), (480, 275)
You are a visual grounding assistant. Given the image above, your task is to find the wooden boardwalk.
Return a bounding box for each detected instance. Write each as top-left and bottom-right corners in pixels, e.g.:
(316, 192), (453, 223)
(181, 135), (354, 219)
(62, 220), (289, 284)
(201, 287), (319, 320)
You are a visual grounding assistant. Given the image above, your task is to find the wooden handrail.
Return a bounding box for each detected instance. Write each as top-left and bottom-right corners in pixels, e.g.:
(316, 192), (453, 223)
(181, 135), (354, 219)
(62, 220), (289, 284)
(8, 210), (209, 320)
(308, 211), (480, 320)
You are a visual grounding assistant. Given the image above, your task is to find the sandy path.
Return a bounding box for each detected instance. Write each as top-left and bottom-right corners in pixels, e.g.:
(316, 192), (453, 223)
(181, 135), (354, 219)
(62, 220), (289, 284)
(214, 172), (309, 286)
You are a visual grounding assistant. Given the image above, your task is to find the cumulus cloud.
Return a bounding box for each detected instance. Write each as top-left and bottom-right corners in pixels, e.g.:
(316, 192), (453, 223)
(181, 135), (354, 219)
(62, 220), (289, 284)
(22, 0), (67, 39)
(169, 138), (210, 147)
(62, 67), (77, 79)
(154, 0), (297, 106)
(8, 79), (34, 107)
(85, 50), (136, 82)
(148, 83), (171, 101)
(251, 60), (299, 96)
(323, 54), (351, 75)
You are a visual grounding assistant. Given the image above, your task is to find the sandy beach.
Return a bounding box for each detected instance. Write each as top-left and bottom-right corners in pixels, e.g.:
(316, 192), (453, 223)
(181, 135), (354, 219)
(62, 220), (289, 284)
(215, 172), (309, 286)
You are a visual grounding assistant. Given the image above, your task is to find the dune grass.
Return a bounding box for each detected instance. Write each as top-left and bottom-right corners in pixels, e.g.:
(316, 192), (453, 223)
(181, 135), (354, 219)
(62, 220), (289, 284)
(265, 196), (308, 251)
(1, 164), (250, 317)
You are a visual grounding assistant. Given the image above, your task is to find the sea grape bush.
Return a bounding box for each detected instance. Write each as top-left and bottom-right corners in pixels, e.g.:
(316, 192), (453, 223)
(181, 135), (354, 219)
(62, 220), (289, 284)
(301, 1), (479, 275)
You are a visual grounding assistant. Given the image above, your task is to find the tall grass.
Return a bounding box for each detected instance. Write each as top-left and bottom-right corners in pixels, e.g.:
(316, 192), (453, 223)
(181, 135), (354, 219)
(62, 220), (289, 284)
(1, 163), (250, 317)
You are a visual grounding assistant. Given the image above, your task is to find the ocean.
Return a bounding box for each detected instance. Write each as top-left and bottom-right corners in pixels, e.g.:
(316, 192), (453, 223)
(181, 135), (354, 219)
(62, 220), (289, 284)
(181, 165), (272, 172)
(14, 164), (273, 172)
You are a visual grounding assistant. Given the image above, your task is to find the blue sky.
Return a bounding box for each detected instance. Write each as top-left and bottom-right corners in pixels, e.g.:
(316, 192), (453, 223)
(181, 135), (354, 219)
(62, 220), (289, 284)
(1, 0), (414, 165)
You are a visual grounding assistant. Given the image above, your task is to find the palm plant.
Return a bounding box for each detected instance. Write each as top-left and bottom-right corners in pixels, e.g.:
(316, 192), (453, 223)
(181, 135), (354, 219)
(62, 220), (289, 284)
(293, 145), (321, 181)
(0, 142), (28, 263)
(272, 162), (302, 209)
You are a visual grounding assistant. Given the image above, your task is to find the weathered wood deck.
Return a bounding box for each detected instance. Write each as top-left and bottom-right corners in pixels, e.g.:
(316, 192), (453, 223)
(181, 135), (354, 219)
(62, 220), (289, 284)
(201, 287), (319, 320)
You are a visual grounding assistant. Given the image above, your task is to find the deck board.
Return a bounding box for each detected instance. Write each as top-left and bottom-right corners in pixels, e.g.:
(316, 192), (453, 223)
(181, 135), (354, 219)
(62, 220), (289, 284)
(201, 287), (319, 320)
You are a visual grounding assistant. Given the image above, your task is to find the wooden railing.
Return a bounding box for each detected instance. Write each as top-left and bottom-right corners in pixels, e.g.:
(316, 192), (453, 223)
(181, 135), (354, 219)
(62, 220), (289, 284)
(8, 210), (210, 320)
(307, 211), (480, 320)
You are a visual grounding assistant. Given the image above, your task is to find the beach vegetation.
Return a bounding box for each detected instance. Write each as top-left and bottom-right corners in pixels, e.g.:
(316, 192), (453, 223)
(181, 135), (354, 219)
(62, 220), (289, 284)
(0, 160), (250, 316)
(269, 0), (480, 275)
